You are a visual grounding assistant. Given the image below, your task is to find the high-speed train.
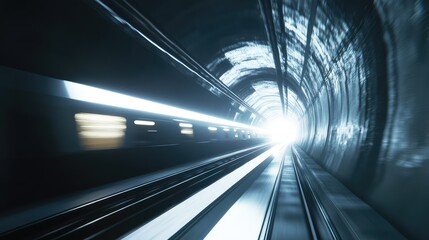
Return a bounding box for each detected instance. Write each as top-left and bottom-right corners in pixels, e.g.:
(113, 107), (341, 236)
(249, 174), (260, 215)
(0, 66), (268, 217)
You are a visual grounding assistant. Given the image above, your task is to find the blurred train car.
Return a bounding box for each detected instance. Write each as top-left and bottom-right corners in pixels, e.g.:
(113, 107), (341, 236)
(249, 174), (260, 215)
(0, 66), (267, 214)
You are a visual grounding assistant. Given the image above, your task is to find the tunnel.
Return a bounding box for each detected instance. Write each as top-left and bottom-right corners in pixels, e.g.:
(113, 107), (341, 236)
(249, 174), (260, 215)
(0, 0), (428, 239)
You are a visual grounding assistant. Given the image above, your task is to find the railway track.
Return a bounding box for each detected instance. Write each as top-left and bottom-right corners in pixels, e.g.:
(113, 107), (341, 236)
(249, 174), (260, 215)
(1, 145), (270, 239)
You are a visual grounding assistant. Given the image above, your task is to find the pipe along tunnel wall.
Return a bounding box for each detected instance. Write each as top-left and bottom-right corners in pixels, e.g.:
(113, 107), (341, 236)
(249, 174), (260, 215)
(0, 0), (428, 238)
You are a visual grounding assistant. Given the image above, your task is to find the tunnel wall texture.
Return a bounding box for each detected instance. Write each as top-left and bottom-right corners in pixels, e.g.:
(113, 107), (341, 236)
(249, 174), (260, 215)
(297, 1), (388, 192)
(299, 1), (429, 239)
(369, 1), (429, 239)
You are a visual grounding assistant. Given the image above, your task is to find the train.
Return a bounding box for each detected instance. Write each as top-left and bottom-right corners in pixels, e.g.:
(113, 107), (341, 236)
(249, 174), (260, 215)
(0, 66), (268, 215)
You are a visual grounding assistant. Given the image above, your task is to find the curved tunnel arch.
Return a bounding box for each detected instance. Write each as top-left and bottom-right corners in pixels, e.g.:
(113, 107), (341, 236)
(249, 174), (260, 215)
(178, 0), (387, 194)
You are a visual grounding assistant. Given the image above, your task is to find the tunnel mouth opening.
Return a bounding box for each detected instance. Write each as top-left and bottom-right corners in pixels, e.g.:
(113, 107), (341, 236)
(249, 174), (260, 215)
(264, 116), (300, 144)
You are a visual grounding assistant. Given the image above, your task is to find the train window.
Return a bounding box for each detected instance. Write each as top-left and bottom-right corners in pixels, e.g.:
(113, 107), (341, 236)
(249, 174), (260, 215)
(134, 120), (155, 126)
(179, 122), (194, 137)
(75, 113), (126, 150)
(180, 128), (194, 135)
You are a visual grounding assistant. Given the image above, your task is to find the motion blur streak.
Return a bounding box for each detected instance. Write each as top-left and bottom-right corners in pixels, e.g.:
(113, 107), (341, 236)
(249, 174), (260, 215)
(180, 128), (194, 135)
(74, 113), (126, 150)
(64, 81), (263, 131)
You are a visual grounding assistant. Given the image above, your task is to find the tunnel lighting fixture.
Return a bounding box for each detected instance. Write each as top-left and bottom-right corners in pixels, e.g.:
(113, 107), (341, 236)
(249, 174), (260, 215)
(134, 120), (155, 126)
(208, 126), (218, 131)
(147, 130), (158, 133)
(74, 113), (126, 150)
(64, 81), (264, 132)
(179, 123), (193, 128)
(223, 128), (230, 132)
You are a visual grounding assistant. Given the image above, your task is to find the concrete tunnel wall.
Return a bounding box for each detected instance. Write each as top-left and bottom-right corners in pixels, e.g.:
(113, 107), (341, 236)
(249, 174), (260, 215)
(0, 0), (428, 239)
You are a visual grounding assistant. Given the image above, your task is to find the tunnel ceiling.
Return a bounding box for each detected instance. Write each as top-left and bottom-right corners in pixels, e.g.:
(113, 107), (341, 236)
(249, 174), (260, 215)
(121, 0), (379, 127)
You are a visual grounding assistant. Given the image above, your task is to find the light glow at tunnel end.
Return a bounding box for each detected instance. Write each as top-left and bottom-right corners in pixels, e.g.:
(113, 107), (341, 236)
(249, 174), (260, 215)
(265, 117), (300, 144)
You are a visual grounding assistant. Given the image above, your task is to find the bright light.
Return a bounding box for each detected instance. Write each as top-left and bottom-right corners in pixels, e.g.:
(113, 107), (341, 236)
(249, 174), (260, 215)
(122, 147), (276, 240)
(64, 81), (263, 132)
(179, 123), (193, 128)
(265, 117), (300, 144)
(180, 129), (194, 135)
(208, 127), (218, 131)
(223, 128), (230, 132)
(134, 120), (155, 126)
(74, 113), (126, 150)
